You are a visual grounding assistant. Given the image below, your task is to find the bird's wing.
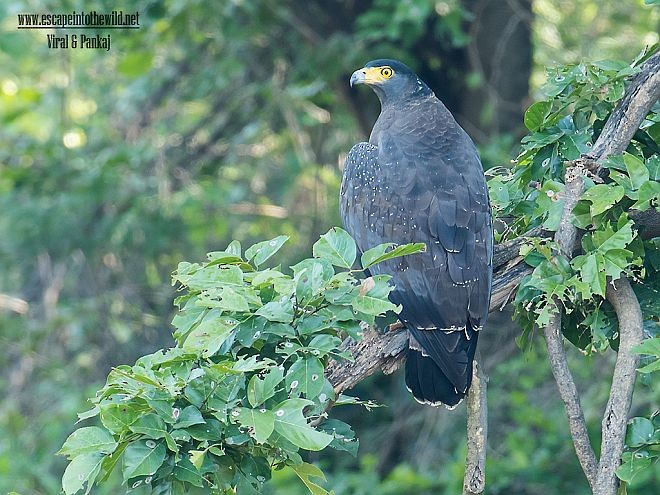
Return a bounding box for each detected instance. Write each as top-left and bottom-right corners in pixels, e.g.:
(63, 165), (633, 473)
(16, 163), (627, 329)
(341, 109), (492, 393)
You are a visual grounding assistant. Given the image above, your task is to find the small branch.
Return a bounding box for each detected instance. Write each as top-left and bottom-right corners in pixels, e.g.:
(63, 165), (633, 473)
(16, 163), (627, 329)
(593, 277), (644, 495)
(542, 313), (598, 487)
(463, 357), (488, 495)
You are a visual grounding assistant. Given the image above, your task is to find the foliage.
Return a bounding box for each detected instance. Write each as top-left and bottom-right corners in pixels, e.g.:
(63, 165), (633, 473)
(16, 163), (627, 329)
(488, 45), (659, 351)
(58, 229), (424, 494)
(487, 45), (660, 488)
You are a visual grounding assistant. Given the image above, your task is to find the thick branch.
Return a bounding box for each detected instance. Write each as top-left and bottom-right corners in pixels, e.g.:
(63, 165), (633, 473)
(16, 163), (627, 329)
(463, 357), (488, 495)
(593, 278), (644, 495)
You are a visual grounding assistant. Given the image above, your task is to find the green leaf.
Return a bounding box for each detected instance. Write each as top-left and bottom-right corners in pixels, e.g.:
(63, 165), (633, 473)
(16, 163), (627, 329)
(623, 153), (650, 190)
(595, 220), (634, 252)
(245, 235), (289, 267)
(187, 418), (223, 441)
(173, 458), (205, 487)
(272, 399), (333, 451)
(62, 453), (104, 495)
(313, 227), (357, 268)
(285, 357), (325, 399)
(572, 254), (606, 296)
(633, 337), (660, 357)
(233, 407), (275, 443)
(616, 455), (652, 483)
(290, 462), (330, 495)
(255, 297), (294, 323)
(122, 440), (166, 482)
(182, 309), (238, 357)
(318, 419), (359, 456)
(59, 427), (118, 459)
(581, 184), (625, 216)
(129, 413), (168, 440)
(99, 403), (142, 435)
(626, 417), (655, 447)
(352, 294), (400, 316)
(646, 155), (660, 181)
(174, 405), (205, 429)
(524, 100), (552, 131)
(637, 359), (660, 373)
(632, 180), (660, 210)
(360, 242), (426, 269)
(189, 450), (206, 470)
(247, 366), (284, 407)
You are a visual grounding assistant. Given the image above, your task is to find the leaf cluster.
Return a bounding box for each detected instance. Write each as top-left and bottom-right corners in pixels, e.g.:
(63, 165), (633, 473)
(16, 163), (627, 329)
(487, 47), (660, 354)
(58, 229), (424, 495)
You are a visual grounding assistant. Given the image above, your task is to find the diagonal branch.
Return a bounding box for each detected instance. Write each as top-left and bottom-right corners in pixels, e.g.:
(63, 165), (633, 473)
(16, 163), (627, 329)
(593, 278), (644, 495)
(543, 171), (598, 487)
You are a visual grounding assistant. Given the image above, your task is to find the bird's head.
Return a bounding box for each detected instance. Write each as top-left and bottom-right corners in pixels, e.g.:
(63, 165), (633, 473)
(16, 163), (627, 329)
(350, 59), (432, 105)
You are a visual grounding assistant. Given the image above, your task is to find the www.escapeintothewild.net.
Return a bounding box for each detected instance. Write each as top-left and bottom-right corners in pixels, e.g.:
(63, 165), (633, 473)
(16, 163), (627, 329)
(16, 10), (140, 52)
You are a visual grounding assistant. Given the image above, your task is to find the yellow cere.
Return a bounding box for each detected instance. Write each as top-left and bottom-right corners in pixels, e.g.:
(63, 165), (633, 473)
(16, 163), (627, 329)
(362, 66), (394, 84)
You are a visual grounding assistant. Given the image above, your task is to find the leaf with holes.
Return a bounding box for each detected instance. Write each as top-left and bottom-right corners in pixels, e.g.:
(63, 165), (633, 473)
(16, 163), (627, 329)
(245, 235), (289, 267)
(523, 100), (552, 131)
(285, 357), (324, 399)
(183, 310), (238, 357)
(62, 453), (104, 495)
(247, 366), (284, 407)
(232, 407), (275, 444)
(122, 440), (166, 482)
(272, 399), (333, 451)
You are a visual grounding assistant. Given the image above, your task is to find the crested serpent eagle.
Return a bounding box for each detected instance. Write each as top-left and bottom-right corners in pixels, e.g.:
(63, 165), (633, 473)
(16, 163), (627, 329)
(340, 60), (493, 408)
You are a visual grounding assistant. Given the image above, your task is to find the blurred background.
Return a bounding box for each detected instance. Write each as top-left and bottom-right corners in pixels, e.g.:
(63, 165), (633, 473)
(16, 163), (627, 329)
(0, 1), (658, 493)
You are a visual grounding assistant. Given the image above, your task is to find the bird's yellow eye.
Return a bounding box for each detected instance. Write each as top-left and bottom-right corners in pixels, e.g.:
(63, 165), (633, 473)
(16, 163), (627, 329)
(380, 67), (393, 78)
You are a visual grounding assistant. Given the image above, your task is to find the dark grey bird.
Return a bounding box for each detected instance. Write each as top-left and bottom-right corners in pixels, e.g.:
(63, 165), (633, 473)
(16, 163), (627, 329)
(341, 59), (493, 408)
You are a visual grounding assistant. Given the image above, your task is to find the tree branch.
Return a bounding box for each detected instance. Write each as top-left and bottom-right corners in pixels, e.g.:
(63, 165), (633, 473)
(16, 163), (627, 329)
(593, 278), (644, 495)
(463, 356), (488, 495)
(543, 171), (598, 488)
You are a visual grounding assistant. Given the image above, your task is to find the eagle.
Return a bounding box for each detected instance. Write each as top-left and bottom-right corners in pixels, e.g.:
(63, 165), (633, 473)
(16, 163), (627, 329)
(340, 59), (493, 408)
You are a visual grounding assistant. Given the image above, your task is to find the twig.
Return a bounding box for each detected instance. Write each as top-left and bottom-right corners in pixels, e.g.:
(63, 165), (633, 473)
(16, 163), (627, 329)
(463, 356), (488, 495)
(593, 278), (644, 495)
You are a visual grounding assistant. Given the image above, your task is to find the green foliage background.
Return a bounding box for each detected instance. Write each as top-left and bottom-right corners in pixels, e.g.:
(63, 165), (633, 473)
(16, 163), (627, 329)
(0, 0), (658, 494)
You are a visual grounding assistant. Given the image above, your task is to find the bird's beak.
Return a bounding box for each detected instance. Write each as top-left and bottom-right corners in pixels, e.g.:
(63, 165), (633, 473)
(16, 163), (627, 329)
(350, 69), (366, 87)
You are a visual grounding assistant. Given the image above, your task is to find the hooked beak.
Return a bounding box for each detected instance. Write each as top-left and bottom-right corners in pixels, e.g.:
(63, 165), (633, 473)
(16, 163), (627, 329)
(350, 69), (366, 87)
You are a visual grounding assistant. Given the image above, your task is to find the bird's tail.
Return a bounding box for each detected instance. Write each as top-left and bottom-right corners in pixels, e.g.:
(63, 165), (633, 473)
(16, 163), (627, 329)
(404, 349), (472, 409)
